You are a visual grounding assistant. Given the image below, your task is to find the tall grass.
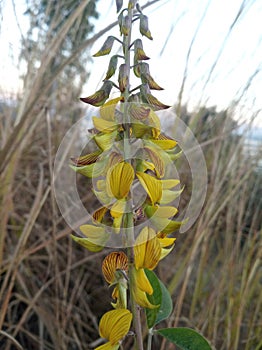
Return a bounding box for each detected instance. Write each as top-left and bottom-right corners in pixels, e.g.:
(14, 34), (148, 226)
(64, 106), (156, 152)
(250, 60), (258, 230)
(1, 1), (261, 349)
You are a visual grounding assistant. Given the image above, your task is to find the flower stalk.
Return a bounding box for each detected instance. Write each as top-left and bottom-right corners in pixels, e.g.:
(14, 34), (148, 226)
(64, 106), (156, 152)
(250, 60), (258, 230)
(68, 1), (214, 350)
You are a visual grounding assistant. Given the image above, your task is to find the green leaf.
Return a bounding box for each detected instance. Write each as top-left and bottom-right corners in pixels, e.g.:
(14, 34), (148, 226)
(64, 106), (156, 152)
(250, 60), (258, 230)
(157, 327), (212, 350)
(144, 269), (162, 328)
(155, 278), (173, 325)
(145, 270), (173, 328)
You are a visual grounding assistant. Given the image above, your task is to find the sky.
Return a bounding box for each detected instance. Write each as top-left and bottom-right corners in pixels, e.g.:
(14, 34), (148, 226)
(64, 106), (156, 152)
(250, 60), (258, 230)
(0, 0), (262, 125)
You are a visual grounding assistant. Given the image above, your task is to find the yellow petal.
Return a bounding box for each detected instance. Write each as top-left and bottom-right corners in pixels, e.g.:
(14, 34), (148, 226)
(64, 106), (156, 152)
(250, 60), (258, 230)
(110, 201), (126, 233)
(93, 189), (112, 206)
(145, 205), (178, 218)
(148, 109), (161, 138)
(113, 215), (123, 233)
(99, 309), (132, 344)
(95, 341), (119, 350)
(151, 139), (177, 150)
(100, 97), (124, 121)
(131, 269), (159, 309)
(160, 246), (175, 260)
(136, 172), (162, 205)
(107, 162), (134, 200)
(71, 225), (109, 251)
(157, 236), (177, 247)
(94, 130), (118, 151)
(134, 227), (161, 270)
(71, 233), (108, 253)
(134, 268), (153, 295)
(110, 200), (126, 218)
(131, 122), (152, 138)
(161, 179), (180, 190)
(161, 220), (183, 235)
(79, 224), (106, 239)
(161, 187), (184, 204)
(70, 159), (106, 178)
(136, 160), (155, 173)
(93, 117), (118, 133)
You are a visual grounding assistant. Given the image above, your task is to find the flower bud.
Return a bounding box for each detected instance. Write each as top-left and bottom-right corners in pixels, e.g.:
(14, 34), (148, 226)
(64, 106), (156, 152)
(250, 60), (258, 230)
(139, 15), (153, 40)
(134, 39), (150, 61)
(115, 0), (123, 12)
(121, 15), (131, 36)
(140, 63), (163, 90)
(93, 36), (115, 57)
(80, 81), (113, 106)
(128, 0), (136, 9)
(104, 55), (118, 80)
(140, 84), (170, 110)
(118, 64), (129, 92)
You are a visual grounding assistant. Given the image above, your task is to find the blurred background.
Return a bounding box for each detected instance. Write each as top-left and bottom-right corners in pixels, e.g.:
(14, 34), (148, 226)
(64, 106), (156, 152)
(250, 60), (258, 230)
(0, 0), (261, 349)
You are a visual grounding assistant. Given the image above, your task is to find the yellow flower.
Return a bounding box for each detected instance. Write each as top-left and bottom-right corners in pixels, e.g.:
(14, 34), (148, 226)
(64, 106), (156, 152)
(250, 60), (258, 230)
(107, 161), (134, 200)
(131, 227), (161, 309)
(93, 161), (135, 233)
(102, 252), (128, 309)
(95, 309), (132, 350)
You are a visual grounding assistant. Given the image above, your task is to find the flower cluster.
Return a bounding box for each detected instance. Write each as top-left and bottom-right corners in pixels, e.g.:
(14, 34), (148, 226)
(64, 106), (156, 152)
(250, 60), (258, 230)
(70, 1), (184, 349)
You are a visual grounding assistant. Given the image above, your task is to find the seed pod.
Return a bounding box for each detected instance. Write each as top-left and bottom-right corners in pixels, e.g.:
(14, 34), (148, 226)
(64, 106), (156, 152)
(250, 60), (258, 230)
(93, 36), (116, 57)
(139, 15), (153, 40)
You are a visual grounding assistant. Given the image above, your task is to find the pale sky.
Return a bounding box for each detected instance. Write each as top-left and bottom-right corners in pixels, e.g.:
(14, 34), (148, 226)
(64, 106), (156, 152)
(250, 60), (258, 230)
(1, 0), (262, 125)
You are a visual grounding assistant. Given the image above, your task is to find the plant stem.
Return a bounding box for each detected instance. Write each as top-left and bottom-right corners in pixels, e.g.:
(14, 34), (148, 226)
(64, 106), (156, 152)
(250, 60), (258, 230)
(121, 2), (144, 350)
(147, 328), (154, 350)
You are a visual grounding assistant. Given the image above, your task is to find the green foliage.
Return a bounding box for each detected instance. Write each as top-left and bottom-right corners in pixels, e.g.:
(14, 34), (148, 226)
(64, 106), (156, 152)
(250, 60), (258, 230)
(145, 269), (173, 328)
(157, 327), (212, 350)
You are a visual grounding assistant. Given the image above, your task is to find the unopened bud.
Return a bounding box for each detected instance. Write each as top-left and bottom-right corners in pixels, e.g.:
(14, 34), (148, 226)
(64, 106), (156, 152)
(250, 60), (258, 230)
(104, 55), (118, 80)
(80, 81), (113, 107)
(118, 64), (129, 92)
(116, 0), (123, 12)
(121, 15), (131, 36)
(93, 36), (116, 57)
(140, 85), (169, 110)
(128, 0), (136, 9)
(139, 15), (153, 40)
(140, 63), (163, 90)
(134, 39), (150, 61)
